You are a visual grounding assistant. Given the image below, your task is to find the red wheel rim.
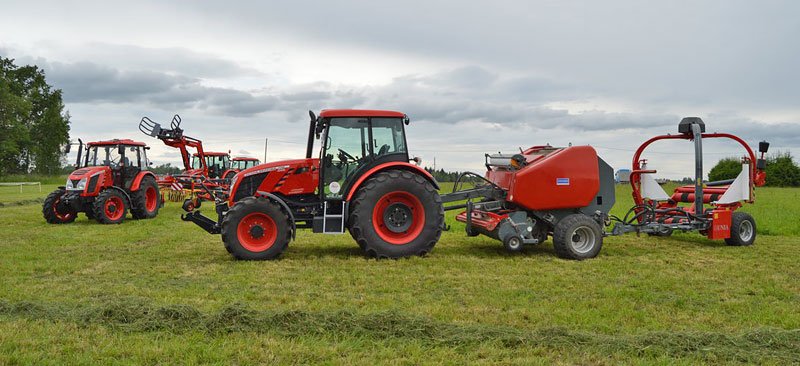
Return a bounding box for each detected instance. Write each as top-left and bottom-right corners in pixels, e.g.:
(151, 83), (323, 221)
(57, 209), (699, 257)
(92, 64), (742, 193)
(145, 187), (158, 212)
(53, 196), (74, 221)
(104, 196), (125, 221)
(372, 191), (425, 245)
(237, 212), (277, 252)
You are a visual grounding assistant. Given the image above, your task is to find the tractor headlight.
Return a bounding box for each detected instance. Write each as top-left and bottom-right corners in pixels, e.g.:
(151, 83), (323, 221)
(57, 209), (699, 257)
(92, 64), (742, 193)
(66, 177), (87, 191)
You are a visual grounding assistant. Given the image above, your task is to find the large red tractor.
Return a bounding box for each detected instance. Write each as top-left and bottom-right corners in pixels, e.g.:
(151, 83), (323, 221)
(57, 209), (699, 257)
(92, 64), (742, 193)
(43, 139), (161, 224)
(182, 109), (443, 260)
(222, 157), (260, 179)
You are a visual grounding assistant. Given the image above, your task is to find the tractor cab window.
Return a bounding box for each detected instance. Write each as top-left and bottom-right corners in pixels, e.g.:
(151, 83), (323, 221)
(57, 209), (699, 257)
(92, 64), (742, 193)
(371, 118), (407, 157)
(320, 117), (408, 199)
(124, 146), (141, 168)
(85, 146), (123, 169)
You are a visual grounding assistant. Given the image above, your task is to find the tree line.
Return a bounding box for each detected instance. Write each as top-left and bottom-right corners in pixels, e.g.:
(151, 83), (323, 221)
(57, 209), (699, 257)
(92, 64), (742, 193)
(709, 152), (800, 187)
(0, 56), (71, 176)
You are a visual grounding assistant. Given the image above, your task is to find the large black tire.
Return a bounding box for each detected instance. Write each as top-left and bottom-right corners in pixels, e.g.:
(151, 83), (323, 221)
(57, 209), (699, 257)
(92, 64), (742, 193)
(552, 214), (603, 260)
(93, 189), (128, 224)
(42, 189), (77, 224)
(131, 176), (160, 219)
(725, 212), (756, 246)
(221, 196), (290, 260)
(349, 170), (443, 259)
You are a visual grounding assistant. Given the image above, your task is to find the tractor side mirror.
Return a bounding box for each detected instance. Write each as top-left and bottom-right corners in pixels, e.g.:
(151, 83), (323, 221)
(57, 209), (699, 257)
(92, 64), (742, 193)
(64, 143), (71, 154)
(757, 158), (767, 170)
(759, 141), (770, 153)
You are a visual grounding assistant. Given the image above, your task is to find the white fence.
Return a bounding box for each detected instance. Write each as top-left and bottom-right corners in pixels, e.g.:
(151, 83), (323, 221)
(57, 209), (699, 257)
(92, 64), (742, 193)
(0, 182), (42, 193)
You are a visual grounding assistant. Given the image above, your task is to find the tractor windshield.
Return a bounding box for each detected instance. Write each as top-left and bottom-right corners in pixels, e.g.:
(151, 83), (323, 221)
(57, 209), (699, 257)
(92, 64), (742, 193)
(85, 145), (124, 168)
(321, 117), (407, 198)
(232, 159), (258, 170)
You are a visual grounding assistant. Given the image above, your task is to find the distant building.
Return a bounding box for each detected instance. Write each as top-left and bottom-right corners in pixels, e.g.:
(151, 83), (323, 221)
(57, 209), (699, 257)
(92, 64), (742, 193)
(615, 169), (631, 183)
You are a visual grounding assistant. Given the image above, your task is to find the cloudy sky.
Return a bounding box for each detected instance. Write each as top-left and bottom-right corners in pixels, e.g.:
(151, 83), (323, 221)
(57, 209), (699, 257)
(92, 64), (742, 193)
(2, 1), (798, 178)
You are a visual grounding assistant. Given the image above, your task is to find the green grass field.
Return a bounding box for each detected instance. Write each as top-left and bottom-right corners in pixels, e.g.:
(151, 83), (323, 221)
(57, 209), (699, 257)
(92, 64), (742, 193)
(0, 183), (798, 364)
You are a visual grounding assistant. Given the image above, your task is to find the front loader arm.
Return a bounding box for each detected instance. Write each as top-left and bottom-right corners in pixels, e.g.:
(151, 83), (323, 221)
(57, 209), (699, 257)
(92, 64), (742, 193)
(139, 114), (208, 176)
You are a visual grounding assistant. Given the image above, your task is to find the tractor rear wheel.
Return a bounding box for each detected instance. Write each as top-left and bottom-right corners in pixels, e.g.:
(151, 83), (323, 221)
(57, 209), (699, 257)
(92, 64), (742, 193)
(725, 212), (756, 246)
(42, 189), (77, 224)
(221, 196), (290, 260)
(349, 170), (443, 259)
(131, 176), (160, 219)
(93, 189), (128, 224)
(553, 214), (603, 260)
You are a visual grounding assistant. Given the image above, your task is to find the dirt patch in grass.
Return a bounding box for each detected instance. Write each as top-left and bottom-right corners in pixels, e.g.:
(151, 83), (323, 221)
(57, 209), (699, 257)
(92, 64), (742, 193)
(1, 298), (797, 364)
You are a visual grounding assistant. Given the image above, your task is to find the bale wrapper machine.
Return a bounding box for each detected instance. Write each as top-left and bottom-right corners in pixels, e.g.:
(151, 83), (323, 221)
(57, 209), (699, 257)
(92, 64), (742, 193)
(444, 117), (769, 259)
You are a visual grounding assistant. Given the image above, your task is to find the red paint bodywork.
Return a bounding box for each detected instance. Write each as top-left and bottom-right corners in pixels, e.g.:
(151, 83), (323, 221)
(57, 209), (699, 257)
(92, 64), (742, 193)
(87, 139), (147, 147)
(319, 109), (405, 118)
(67, 166), (155, 196)
(229, 158), (320, 205)
(485, 146), (601, 211)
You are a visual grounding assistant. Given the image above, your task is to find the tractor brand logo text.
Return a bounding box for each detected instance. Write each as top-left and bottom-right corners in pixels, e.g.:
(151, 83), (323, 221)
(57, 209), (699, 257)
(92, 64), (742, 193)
(245, 165), (291, 177)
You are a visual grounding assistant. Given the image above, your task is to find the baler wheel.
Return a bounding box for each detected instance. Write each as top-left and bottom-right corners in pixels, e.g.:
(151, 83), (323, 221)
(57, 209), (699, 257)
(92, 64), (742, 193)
(131, 176), (160, 219)
(42, 189), (77, 224)
(221, 196), (290, 260)
(553, 214), (603, 260)
(503, 235), (524, 252)
(349, 170), (443, 258)
(725, 212), (756, 246)
(93, 189), (128, 224)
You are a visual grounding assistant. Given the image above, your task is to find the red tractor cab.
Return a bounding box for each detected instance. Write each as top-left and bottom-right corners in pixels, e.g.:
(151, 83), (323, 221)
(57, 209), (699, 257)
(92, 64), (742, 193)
(182, 109), (443, 260)
(192, 151), (231, 179)
(43, 139), (161, 224)
(222, 157), (260, 179)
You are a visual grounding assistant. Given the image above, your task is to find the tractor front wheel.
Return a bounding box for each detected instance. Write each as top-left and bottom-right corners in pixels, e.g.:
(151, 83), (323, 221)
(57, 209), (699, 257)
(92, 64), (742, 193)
(552, 214), (603, 260)
(221, 196), (290, 260)
(349, 170), (443, 259)
(93, 189), (128, 224)
(42, 189), (77, 224)
(131, 176), (160, 219)
(725, 212), (756, 246)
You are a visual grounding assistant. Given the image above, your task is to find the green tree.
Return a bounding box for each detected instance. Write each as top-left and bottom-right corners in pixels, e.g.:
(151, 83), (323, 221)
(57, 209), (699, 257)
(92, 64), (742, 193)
(765, 152), (800, 187)
(708, 158), (742, 182)
(0, 56), (70, 175)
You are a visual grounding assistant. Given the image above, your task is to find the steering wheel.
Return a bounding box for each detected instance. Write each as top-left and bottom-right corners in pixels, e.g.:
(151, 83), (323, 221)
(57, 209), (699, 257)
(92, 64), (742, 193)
(377, 144), (390, 155)
(337, 148), (356, 163)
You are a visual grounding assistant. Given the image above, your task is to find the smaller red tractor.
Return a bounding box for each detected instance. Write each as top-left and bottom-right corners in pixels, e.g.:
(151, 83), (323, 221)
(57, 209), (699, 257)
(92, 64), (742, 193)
(43, 139), (161, 224)
(139, 115), (229, 206)
(192, 151), (231, 179)
(222, 157), (261, 179)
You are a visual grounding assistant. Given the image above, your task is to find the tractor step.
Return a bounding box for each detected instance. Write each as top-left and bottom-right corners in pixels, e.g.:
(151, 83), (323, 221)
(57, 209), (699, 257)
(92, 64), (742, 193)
(312, 200), (347, 234)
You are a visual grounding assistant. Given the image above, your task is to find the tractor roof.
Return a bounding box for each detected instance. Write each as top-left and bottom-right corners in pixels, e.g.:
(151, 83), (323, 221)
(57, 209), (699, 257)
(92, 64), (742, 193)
(319, 109), (405, 118)
(87, 139), (146, 147)
(193, 151), (229, 157)
(232, 157), (259, 161)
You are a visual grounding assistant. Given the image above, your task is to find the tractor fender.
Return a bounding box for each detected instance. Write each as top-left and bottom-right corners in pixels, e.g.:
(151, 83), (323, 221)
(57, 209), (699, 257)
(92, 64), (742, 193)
(256, 191), (297, 240)
(130, 171), (157, 191)
(104, 186), (133, 205)
(344, 162), (439, 201)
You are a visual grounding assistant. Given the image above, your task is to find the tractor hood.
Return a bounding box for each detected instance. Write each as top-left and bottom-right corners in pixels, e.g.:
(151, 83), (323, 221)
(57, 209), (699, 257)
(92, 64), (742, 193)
(228, 158), (319, 204)
(66, 166), (108, 191)
(68, 166), (107, 180)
